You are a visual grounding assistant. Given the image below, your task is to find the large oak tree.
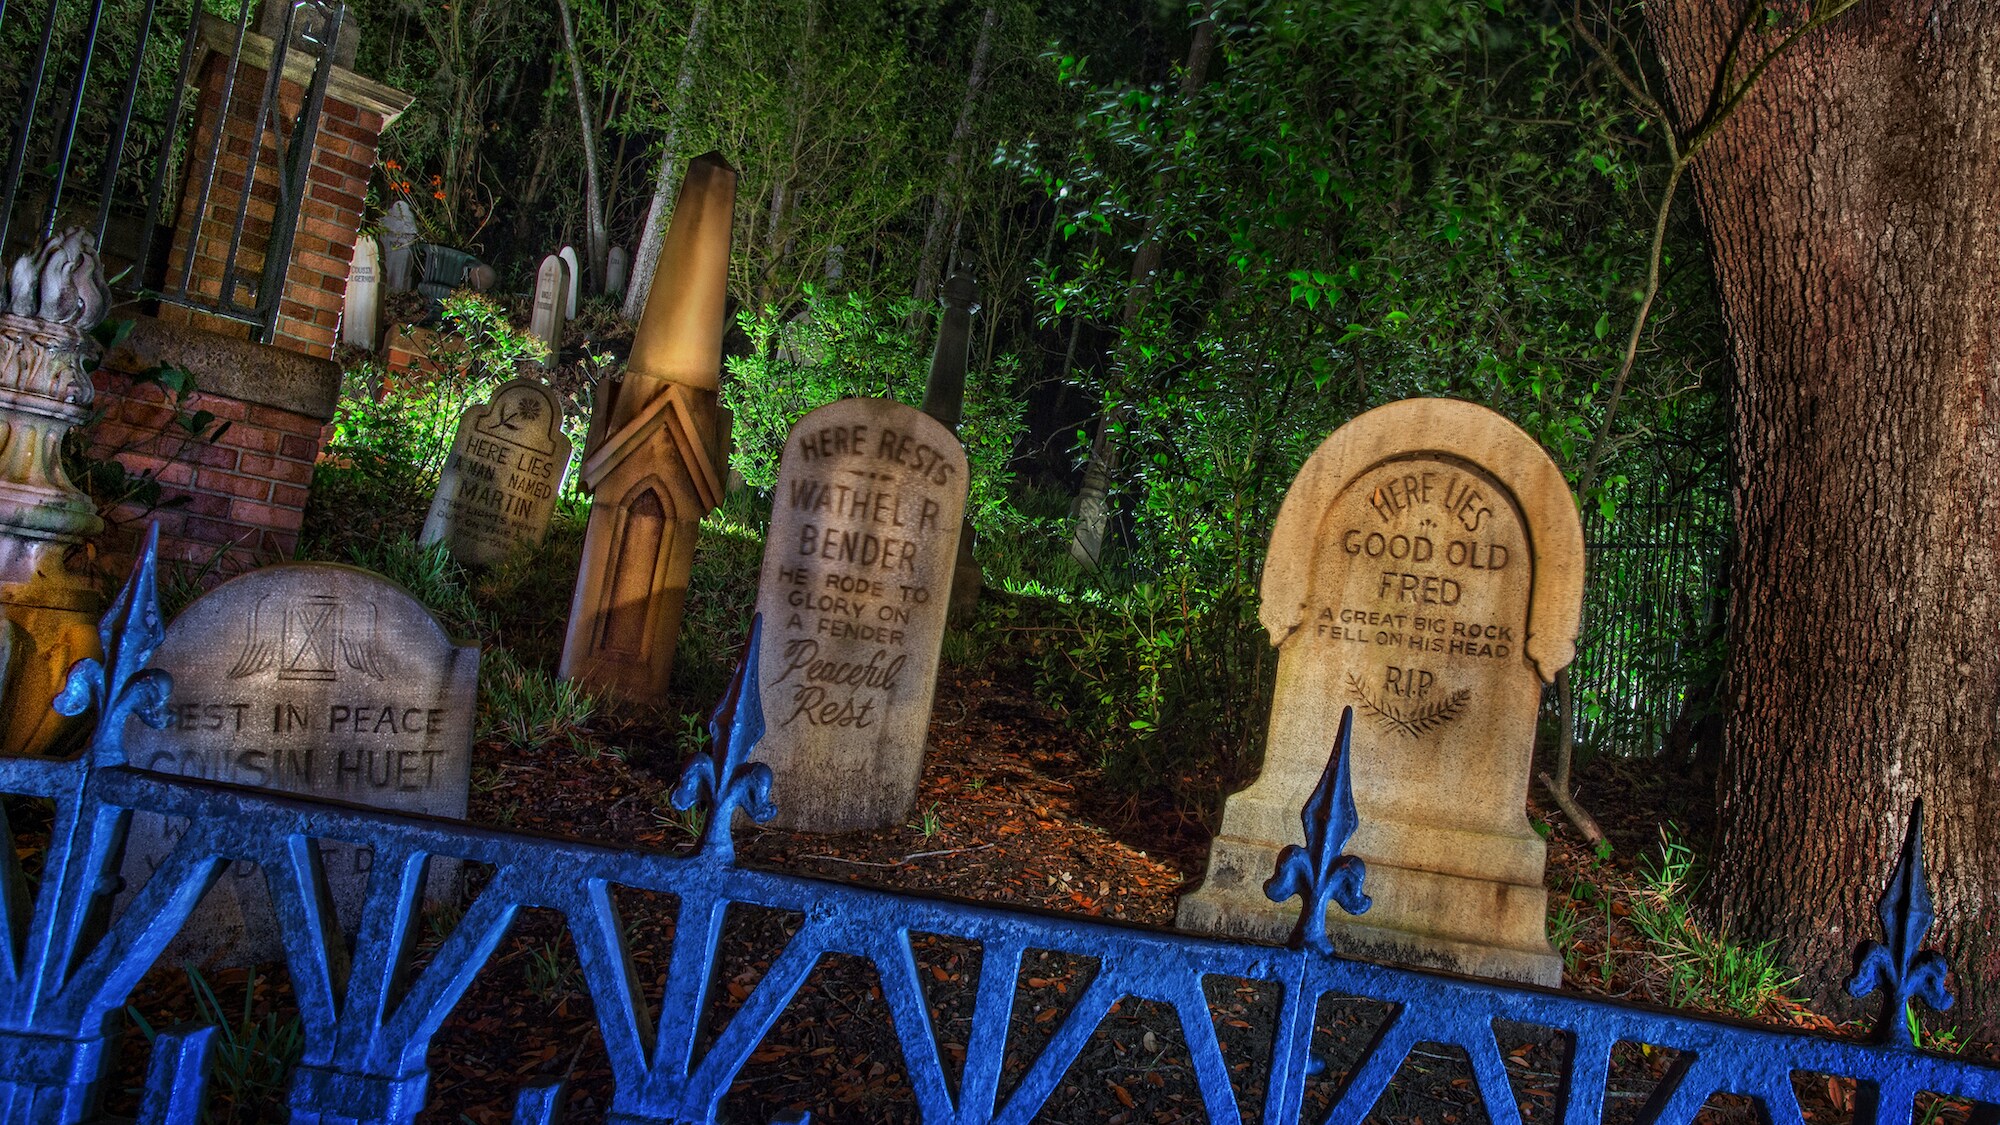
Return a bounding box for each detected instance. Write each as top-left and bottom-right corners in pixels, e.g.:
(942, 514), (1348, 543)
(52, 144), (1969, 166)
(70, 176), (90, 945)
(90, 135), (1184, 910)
(1646, 0), (2000, 1023)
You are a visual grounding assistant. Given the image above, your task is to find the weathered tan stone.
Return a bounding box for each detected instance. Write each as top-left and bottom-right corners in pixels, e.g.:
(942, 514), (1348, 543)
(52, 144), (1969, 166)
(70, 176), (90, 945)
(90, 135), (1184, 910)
(1177, 398), (1584, 985)
(116, 562), (478, 965)
(420, 379), (572, 566)
(748, 398), (967, 831)
(559, 154), (735, 703)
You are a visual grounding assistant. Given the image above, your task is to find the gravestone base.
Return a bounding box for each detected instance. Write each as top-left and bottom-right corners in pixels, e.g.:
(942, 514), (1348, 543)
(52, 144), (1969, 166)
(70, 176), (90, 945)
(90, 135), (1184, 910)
(1178, 828), (1559, 987)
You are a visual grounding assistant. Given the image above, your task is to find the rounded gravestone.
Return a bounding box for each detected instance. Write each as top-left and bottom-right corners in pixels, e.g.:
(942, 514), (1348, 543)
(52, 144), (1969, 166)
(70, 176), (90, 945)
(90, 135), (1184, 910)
(1177, 398), (1584, 986)
(748, 398), (967, 831)
(115, 563), (479, 965)
(420, 378), (572, 566)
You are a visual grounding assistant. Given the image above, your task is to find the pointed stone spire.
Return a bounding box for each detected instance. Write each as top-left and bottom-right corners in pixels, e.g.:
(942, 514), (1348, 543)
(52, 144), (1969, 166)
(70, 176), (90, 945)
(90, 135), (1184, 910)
(560, 154), (738, 703)
(922, 271), (983, 620)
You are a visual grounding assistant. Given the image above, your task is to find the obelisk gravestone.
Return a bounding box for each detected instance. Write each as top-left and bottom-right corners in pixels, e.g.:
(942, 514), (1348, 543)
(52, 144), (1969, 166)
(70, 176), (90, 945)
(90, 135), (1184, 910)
(1177, 398), (1584, 985)
(748, 399), (967, 831)
(117, 563), (479, 965)
(420, 379), (572, 566)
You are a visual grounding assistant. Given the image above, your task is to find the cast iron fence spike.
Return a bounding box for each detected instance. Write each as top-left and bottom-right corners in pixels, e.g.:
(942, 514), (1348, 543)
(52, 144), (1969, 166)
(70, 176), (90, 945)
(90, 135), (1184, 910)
(671, 613), (774, 863)
(1264, 705), (1371, 954)
(54, 520), (169, 764)
(1845, 798), (1953, 1047)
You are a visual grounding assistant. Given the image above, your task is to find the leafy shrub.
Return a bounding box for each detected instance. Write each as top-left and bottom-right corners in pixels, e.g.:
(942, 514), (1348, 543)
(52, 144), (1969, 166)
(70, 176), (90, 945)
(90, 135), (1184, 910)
(722, 285), (1027, 539)
(478, 646), (597, 755)
(1626, 829), (1801, 1018)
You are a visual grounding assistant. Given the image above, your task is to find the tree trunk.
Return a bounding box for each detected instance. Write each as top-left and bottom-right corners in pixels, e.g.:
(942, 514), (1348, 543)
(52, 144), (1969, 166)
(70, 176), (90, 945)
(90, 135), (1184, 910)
(624, 0), (710, 320)
(1069, 11), (1216, 569)
(911, 2), (999, 322)
(555, 0), (608, 292)
(1647, 0), (2000, 1025)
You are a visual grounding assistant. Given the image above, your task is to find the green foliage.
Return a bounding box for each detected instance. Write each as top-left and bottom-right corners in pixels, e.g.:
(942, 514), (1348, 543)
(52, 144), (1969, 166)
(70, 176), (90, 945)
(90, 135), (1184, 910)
(126, 967), (303, 1124)
(339, 536), (490, 641)
(68, 321), (234, 526)
(305, 293), (559, 559)
(1625, 829), (1801, 1018)
(723, 286), (1027, 539)
(478, 646), (598, 755)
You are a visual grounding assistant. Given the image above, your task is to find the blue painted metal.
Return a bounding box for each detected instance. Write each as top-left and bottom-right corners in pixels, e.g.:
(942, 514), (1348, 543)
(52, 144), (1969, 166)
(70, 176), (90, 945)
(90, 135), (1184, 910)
(1846, 798), (1954, 1048)
(0, 533), (1996, 1123)
(1263, 705), (1370, 955)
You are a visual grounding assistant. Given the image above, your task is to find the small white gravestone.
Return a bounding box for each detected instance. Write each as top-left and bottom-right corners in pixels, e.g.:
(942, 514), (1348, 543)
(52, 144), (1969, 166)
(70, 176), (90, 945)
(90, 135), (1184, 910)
(116, 563), (480, 966)
(605, 245), (629, 298)
(341, 235), (381, 349)
(420, 379), (573, 566)
(381, 201), (419, 292)
(530, 254), (569, 363)
(559, 245), (582, 318)
(1177, 398), (1584, 986)
(748, 399), (968, 831)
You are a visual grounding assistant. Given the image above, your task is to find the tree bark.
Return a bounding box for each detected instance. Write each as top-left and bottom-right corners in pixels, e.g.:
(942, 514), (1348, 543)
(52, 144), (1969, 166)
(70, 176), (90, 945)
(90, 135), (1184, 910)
(555, 0), (608, 292)
(911, 2), (999, 322)
(624, 0), (710, 320)
(1647, 0), (2000, 1024)
(1069, 11), (1216, 569)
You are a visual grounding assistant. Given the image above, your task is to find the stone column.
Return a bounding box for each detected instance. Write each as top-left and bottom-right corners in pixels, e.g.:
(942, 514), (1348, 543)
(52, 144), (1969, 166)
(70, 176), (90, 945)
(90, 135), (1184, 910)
(920, 271), (983, 620)
(0, 231), (110, 757)
(559, 154), (736, 703)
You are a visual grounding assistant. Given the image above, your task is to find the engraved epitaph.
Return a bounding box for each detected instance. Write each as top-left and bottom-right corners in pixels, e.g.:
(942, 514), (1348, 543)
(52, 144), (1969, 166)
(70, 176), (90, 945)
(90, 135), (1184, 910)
(116, 564), (479, 964)
(748, 399), (967, 831)
(530, 254), (569, 361)
(381, 201), (418, 292)
(420, 379), (573, 566)
(1177, 399), (1584, 985)
(560, 154), (735, 703)
(342, 235), (381, 349)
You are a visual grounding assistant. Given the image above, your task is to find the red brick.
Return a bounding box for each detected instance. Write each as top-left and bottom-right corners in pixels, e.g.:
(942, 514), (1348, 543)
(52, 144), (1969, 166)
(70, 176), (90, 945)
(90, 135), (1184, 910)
(228, 498), (288, 527)
(185, 394), (248, 423)
(223, 423), (283, 455)
(182, 516), (258, 546)
(240, 452), (314, 486)
(247, 403), (315, 432)
(271, 482), (311, 509)
(279, 323), (336, 349)
(322, 116), (372, 144)
(195, 467), (268, 500)
(318, 151), (372, 181)
(322, 97), (359, 124)
(356, 108), (384, 133)
(280, 433), (320, 461)
(121, 400), (176, 430)
(178, 491), (231, 518)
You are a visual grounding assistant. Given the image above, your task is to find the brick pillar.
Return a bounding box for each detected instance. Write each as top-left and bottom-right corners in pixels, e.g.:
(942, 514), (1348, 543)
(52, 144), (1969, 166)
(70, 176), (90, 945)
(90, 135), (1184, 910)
(157, 15), (410, 359)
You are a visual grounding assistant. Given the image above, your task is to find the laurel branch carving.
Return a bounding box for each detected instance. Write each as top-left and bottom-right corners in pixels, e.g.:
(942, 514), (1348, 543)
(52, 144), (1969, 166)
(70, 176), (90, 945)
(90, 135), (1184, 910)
(1345, 672), (1470, 739)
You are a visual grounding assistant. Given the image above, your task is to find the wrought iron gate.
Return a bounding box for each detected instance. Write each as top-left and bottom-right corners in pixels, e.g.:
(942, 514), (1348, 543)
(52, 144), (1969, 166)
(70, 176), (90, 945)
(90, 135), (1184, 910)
(0, 531), (1994, 1124)
(0, 0), (344, 340)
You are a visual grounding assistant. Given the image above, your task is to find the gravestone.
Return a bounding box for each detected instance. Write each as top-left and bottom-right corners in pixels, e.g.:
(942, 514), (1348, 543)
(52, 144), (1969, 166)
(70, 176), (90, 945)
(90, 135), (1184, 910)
(341, 235), (380, 349)
(117, 563), (480, 965)
(559, 245), (582, 318)
(419, 379), (572, 566)
(381, 201), (418, 292)
(605, 246), (629, 297)
(561, 154), (735, 704)
(1177, 398), (1584, 985)
(530, 254), (569, 362)
(747, 398), (967, 832)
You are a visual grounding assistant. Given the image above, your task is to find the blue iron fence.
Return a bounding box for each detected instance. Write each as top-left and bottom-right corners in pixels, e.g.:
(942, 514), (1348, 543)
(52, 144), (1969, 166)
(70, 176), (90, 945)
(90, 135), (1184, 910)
(0, 528), (1995, 1123)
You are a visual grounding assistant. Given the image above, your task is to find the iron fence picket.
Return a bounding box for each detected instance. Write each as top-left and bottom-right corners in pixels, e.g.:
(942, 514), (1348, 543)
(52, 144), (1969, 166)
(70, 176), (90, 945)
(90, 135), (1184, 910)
(0, 535), (1994, 1125)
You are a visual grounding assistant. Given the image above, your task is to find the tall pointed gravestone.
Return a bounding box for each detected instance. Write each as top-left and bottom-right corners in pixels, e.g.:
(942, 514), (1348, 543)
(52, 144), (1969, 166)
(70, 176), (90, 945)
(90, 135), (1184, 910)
(1177, 399), (1584, 985)
(342, 235), (381, 350)
(420, 379), (572, 566)
(748, 399), (967, 831)
(559, 154), (735, 703)
(919, 271), (984, 620)
(530, 253), (569, 364)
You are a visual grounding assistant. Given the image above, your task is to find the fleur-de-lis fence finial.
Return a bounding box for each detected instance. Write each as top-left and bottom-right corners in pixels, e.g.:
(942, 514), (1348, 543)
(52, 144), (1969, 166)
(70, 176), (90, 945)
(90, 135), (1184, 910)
(1264, 706), (1371, 955)
(1846, 799), (1954, 1048)
(671, 614), (775, 864)
(53, 522), (170, 763)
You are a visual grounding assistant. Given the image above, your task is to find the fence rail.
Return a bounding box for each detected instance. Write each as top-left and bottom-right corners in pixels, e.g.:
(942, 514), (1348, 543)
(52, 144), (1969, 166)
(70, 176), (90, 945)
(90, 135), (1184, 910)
(0, 532), (1993, 1124)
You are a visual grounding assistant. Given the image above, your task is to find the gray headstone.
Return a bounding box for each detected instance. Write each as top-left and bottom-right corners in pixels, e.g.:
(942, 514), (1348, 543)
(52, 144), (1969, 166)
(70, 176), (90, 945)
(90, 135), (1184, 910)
(420, 379), (573, 566)
(747, 398), (967, 832)
(559, 245), (582, 319)
(381, 202), (419, 292)
(604, 245), (629, 297)
(530, 254), (568, 362)
(341, 235), (380, 350)
(115, 563), (479, 966)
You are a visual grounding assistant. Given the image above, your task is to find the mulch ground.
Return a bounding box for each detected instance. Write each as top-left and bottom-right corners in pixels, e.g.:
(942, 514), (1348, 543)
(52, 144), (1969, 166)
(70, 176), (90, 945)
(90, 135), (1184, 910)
(101, 654), (1973, 1124)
